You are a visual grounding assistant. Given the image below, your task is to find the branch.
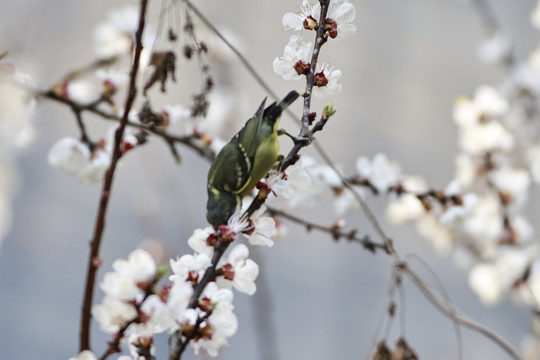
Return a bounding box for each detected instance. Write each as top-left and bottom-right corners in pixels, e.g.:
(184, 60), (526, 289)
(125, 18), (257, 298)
(35, 88), (215, 160)
(267, 206), (388, 254)
(79, 0), (149, 351)
(280, 0), (332, 171)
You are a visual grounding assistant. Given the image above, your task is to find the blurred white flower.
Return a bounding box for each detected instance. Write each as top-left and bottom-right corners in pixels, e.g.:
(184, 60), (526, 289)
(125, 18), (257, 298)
(463, 195), (503, 256)
(415, 216), (452, 254)
(66, 78), (101, 104)
(96, 67), (128, 86)
(0, 69), (36, 149)
(531, 1), (540, 29)
(490, 167), (530, 210)
(333, 187), (361, 215)
(94, 6), (138, 58)
(453, 86), (508, 127)
(356, 153), (401, 193)
(439, 193), (478, 228)
(527, 145), (540, 184)
(476, 31), (512, 65)
(48, 137), (89, 175)
(512, 215), (534, 242)
(386, 193), (425, 224)
(529, 261), (540, 307)
(454, 154), (476, 187)
(48, 137), (111, 183)
(459, 121), (514, 155)
(68, 350), (97, 360)
(468, 263), (502, 305)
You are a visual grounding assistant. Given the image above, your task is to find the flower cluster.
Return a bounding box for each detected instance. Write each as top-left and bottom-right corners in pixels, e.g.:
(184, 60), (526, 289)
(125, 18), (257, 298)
(273, 0), (356, 98)
(87, 201), (278, 359)
(0, 58), (36, 247)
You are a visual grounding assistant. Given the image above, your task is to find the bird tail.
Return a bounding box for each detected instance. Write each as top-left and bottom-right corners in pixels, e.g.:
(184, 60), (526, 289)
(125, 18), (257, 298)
(264, 90), (300, 121)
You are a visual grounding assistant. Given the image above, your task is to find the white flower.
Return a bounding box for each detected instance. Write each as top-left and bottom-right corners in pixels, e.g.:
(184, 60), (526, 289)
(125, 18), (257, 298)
(0, 69), (36, 149)
(169, 253), (211, 283)
(94, 6), (138, 58)
(463, 195), (503, 256)
(528, 260), (540, 307)
(415, 216), (452, 254)
(96, 67), (128, 86)
(83, 148), (110, 183)
(282, 0), (318, 32)
(48, 137), (111, 183)
(474, 85), (509, 118)
(459, 121), (514, 155)
(245, 211), (276, 247)
(217, 244), (259, 295)
(512, 215), (534, 242)
(48, 137), (90, 177)
(323, 0), (357, 39)
(356, 153), (401, 193)
(312, 63), (342, 98)
(333, 187), (361, 215)
(455, 154), (477, 187)
(100, 249), (156, 301)
(476, 31), (512, 65)
(225, 205), (276, 247)
(453, 86), (508, 127)
(167, 280), (194, 324)
(190, 283), (238, 357)
(66, 78), (101, 104)
(386, 193), (425, 224)
(92, 296), (138, 333)
(527, 145), (540, 184)
(266, 160), (311, 199)
(187, 227), (215, 258)
(490, 167), (530, 210)
(439, 193), (478, 228)
(468, 263), (502, 305)
(68, 350), (97, 360)
(282, 0), (356, 40)
(531, 1), (540, 29)
(273, 35), (313, 81)
(163, 103), (191, 129)
(113, 249), (157, 283)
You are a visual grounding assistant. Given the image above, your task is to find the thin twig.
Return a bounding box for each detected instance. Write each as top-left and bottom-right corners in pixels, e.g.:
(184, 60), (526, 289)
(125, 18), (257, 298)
(267, 206), (387, 253)
(79, 0), (149, 351)
(35, 88), (215, 160)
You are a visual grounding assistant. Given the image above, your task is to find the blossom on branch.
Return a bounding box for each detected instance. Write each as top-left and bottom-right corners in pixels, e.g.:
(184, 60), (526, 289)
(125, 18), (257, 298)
(273, 35), (313, 81)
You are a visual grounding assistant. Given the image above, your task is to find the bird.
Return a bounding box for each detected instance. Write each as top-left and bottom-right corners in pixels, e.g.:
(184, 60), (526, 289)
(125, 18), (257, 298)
(206, 90), (300, 229)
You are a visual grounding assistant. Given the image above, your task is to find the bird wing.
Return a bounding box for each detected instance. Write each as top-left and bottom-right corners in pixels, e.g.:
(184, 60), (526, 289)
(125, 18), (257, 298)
(207, 141), (252, 194)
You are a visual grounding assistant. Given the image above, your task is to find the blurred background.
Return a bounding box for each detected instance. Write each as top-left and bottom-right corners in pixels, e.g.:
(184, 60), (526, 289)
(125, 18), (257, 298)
(0, 0), (539, 359)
